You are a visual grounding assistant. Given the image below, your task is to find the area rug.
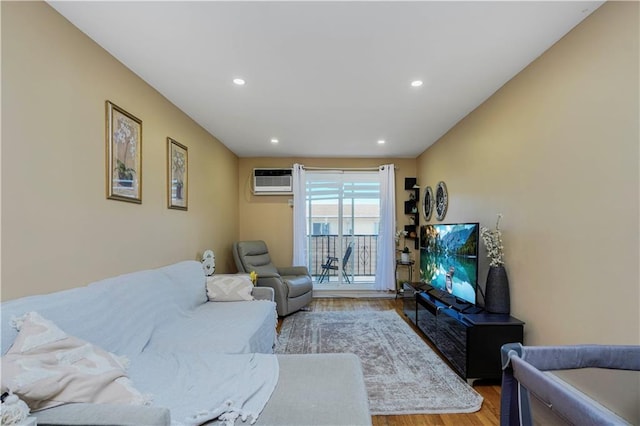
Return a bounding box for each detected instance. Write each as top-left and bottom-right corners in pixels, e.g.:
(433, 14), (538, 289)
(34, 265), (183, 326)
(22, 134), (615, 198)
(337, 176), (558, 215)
(276, 310), (483, 415)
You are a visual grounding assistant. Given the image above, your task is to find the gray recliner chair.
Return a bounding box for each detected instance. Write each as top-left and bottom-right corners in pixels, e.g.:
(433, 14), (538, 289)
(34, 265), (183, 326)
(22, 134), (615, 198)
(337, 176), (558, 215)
(233, 240), (313, 317)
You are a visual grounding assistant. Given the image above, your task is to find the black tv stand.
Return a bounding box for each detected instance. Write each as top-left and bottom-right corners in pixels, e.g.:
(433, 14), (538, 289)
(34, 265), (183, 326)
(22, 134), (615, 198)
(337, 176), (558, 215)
(402, 282), (524, 381)
(461, 305), (483, 314)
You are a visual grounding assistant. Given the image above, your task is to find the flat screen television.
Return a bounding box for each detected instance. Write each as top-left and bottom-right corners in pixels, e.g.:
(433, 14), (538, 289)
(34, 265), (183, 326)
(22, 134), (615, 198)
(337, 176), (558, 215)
(420, 223), (479, 305)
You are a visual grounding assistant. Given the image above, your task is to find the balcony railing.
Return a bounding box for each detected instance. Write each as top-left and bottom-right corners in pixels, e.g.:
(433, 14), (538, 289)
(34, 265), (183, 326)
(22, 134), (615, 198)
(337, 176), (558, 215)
(309, 234), (378, 280)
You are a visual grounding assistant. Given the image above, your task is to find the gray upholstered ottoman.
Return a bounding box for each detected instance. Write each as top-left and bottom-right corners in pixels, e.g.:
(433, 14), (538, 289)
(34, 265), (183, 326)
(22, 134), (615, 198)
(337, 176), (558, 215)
(256, 353), (371, 425)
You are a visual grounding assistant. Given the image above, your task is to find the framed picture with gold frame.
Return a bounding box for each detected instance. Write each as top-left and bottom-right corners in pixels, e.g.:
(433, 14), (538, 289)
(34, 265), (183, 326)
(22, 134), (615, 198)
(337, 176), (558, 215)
(106, 101), (142, 203)
(167, 137), (188, 210)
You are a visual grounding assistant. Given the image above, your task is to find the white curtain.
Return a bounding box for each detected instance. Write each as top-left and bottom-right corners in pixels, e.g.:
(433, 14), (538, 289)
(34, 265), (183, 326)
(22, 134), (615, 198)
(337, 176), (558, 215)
(375, 164), (396, 291)
(292, 163), (307, 267)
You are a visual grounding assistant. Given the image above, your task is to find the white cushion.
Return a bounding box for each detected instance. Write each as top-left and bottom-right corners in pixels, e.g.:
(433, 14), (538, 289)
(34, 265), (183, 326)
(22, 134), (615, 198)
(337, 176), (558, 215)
(1, 312), (149, 411)
(206, 274), (254, 302)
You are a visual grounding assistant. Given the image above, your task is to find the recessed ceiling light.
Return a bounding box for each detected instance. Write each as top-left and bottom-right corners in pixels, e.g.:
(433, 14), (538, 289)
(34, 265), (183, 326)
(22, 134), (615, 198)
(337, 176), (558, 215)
(378, 139), (386, 145)
(233, 78), (245, 86)
(270, 138), (279, 144)
(411, 80), (423, 87)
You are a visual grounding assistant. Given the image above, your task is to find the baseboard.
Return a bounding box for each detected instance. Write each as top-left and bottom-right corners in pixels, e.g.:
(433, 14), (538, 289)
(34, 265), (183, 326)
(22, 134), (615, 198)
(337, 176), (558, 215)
(313, 289), (396, 299)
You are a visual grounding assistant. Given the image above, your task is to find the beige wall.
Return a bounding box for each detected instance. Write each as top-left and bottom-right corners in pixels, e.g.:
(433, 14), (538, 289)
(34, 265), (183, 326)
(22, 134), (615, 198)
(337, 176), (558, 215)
(417, 2), (639, 422)
(238, 158), (417, 271)
(1, 1), (239, 300)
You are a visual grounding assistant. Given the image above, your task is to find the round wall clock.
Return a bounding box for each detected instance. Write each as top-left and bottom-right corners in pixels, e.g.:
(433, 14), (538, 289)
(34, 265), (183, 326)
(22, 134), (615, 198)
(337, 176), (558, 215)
(423, 186), (433, 221)
(435, 181), (448, 221)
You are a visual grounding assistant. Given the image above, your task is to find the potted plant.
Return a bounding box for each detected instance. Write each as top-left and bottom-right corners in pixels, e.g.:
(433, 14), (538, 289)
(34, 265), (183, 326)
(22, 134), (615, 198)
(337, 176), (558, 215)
(174, 180), (184, 200)
(395, 229), (411, 263)
(115, 159), (135, 188)
(401, 246), (411, 263)
(481, 213), (510, 314)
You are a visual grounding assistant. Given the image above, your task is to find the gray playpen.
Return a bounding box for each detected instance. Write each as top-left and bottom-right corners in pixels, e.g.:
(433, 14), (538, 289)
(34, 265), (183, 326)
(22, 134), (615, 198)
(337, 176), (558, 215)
(500, 343), (640, 425)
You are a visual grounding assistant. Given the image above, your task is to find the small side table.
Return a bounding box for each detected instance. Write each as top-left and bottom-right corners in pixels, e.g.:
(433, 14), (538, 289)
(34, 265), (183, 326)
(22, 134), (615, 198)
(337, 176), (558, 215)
(395, 259), (415, 294)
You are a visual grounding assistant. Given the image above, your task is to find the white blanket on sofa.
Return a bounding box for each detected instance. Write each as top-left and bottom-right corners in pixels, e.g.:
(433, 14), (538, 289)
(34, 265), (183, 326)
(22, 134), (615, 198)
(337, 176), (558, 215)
(1, 261), (280, 425)
(147, 301), (277, 355)
(129, 351), (279, 426)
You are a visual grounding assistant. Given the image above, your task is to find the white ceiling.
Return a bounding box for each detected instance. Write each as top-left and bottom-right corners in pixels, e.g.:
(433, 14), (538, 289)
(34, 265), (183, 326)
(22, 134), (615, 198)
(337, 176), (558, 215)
(49, 1), (604, 158)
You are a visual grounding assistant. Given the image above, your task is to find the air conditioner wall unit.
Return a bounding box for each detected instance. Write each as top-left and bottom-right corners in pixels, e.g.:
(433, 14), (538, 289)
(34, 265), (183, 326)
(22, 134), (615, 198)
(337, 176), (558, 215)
(253, 168), (293, 195)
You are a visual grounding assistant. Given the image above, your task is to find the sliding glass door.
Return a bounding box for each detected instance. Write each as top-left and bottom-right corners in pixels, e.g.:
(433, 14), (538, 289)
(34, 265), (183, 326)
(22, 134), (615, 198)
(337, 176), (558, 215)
(306, 171), (380, 289)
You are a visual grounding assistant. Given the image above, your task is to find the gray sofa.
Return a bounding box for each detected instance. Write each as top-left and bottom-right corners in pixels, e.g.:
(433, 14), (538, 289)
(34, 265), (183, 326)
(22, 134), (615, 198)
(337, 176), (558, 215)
(1, 261), (371, 426)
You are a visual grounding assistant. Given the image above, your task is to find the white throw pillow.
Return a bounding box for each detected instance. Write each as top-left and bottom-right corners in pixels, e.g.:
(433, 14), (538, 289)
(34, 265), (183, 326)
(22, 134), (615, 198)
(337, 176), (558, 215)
(206, 274), (254, 302)
(0, 312), (149, 411)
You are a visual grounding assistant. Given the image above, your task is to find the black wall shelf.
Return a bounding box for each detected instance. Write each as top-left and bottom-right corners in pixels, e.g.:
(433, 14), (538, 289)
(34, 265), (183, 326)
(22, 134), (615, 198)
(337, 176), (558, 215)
(404, 177), (420, 249)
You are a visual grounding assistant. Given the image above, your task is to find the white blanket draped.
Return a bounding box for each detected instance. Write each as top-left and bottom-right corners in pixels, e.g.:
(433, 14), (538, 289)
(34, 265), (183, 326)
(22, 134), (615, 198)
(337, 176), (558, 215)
(129, 352), (279, 426)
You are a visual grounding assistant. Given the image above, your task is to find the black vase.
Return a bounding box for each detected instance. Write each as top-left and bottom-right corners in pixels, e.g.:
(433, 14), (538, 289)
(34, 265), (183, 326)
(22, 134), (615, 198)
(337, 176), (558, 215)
(485, 265), (510, 314)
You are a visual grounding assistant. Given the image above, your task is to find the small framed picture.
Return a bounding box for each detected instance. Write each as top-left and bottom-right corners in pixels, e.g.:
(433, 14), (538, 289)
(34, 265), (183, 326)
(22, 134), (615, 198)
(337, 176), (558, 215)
(106, 101), (142, 203)
(167, 137), (188, 210)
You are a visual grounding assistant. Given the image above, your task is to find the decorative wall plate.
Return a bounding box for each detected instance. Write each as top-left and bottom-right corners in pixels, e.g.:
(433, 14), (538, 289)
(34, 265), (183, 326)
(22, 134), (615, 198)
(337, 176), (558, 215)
(423, 186), (433, 221)
(435, 181), (448, 221)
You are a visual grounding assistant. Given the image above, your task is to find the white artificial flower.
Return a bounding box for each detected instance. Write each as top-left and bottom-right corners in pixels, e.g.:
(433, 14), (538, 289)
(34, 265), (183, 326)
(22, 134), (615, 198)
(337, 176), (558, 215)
(481, 214), (505, 267)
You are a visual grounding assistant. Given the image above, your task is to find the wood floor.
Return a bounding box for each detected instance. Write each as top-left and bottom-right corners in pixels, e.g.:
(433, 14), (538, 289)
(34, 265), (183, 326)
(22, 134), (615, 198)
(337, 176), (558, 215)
(278, 298), (501, 426)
